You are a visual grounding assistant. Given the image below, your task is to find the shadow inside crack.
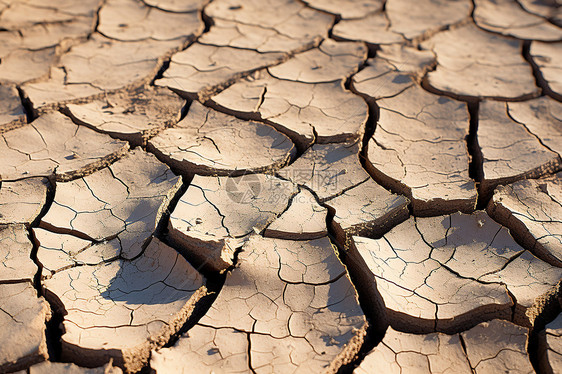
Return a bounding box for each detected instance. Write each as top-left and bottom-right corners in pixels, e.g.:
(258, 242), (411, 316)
(35, 228), (208, 371)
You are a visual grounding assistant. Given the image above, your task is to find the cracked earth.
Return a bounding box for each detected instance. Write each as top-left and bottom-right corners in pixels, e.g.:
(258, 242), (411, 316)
(0, 0), (561, 373)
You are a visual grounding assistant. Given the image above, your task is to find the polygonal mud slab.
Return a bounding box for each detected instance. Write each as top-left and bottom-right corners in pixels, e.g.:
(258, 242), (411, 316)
(422, 23), (539, 100)
(211, 70), (368, 149)
(477, 100), (561, 198)
(385, 0), (472, 41)
(478, 249), (562, 327)
(144, 0), (207, 12)
(354, 327), (472, 374)
(155, 43), (285, 101)
(0, 85), (26, 133)
(351, 45), (435, 100)
(332, 12), (405, 46)
(151, 325), (250, 373)
(0, 48), (58, 86)
(98, 0), (203, 42)
(363, 85), (476, 215)
(508, 96), (562, 157)
(325, 179), (409, 245)
(0, 112), (129, 182)
(474, 0), (562, 41)
(168, 173), (296, 272)
(28, 361), (123, 374)
(201, 0), (334, 53)
(0, 224), (37, 283)
(519, 0), (562, 23)
(34, 228), (121, 275)
(350, 228), (511, 333)
(0, 0), (97, 85)
(279, 142), (370, 201)
(0, 0), (99, 30)
(5, 1), (562, 371)
(264, 188), (328, 240)
(148, 101), (295, 176)
(22, 35), (185, 110)
(333, 0), (471, 45)
(151, 235), (367, 374)
(461, 319), (534, 374)
(0, 177), (48, 225)
(352, 60), (415, 101)
(302, 0), (383, 19)
(0, 282), (50, 373)
(268, 39), (367, 83)
(350, 211), (562, 333)
(42, 237), (206, 373)
(0, 17), (92, 52)
(539, 312), (562, 374)
(531, 41), (562, 100)
(65, 86), (185, 146)
(370, 44), (437, 76)
(488, 172), (562, 267)
(40, 149), (181, 259)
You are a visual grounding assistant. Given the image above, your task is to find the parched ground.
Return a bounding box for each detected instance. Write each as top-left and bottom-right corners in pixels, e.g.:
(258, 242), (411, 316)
(1, 0), (561, 373)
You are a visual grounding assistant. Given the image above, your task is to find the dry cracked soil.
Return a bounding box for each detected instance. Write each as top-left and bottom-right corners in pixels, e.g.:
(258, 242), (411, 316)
(0, 0), (562, 373)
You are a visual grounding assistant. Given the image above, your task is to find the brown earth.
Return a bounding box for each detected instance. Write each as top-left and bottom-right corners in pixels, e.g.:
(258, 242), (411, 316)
(1, 0), (561, 373)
